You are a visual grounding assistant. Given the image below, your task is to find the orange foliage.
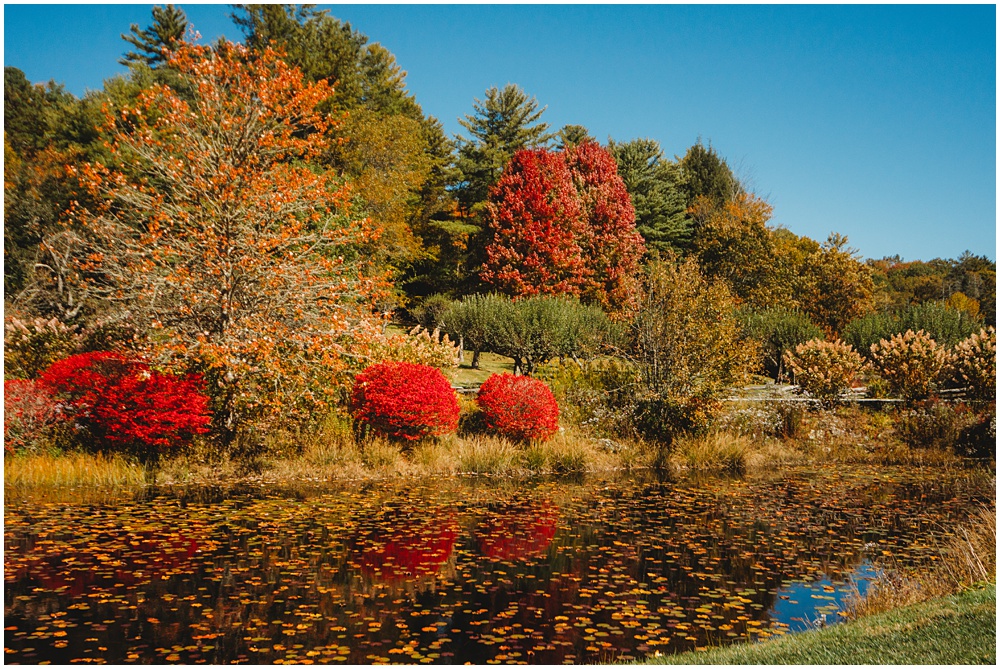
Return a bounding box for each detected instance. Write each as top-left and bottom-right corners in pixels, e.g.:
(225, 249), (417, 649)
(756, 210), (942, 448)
(64, 40), (393, 436)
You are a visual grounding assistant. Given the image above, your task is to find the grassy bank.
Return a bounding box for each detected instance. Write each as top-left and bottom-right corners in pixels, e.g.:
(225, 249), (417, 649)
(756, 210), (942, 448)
(646, 585), (996, 665)
(5, 397), (990, 488)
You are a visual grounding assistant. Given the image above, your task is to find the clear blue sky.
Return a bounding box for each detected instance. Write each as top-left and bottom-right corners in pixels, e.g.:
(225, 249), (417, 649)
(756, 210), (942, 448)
(4, 3), (996, 262)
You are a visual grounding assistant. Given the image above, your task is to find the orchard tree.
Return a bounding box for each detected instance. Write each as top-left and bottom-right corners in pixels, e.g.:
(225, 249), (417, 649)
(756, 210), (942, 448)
(47, 40), (391, 442)
(564, 141), (646, 315)
(480, 148), (587, 297)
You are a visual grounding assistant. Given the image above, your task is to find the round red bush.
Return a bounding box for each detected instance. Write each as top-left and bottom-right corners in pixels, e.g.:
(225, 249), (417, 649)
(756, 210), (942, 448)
(38, 351), (211, 453)
(350, 361), (460, 441)
(476, 373), (559, 442)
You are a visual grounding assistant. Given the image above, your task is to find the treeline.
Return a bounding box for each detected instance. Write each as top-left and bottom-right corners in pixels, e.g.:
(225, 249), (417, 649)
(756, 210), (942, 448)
(3, 4), (995, 449)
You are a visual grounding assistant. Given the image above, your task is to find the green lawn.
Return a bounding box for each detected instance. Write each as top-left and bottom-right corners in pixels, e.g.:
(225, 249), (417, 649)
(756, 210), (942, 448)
(645, 585), (996, 665)
(448, 351), (515, 388)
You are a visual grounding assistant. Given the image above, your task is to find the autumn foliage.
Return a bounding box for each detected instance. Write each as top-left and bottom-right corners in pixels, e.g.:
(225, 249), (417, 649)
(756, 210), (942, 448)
(949, 327), (996, 400)
(480, 143), (645, 315)
(476, 373), (560, 442)
(350, 361), (460, 441)
(38, 352), (211, 453)
(784, 339), (865, 404)
(3, 379), (59, 453)
(62, 40), (390, 438)
(564, 141), (646, 313)
(480, 148), (587, 297)
(869, 329), (947, 401)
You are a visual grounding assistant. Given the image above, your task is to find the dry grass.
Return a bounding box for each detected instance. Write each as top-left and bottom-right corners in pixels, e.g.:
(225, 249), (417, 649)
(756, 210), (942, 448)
(779, 405), (971, 467)
(4, 451), (147, 488)
(669, 430), (805, 473)
(847, 502), (996, 619)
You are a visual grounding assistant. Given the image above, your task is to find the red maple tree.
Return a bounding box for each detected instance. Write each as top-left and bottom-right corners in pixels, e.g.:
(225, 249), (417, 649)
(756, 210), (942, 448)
(479, 145), (644, 315)
(565, 142), (646, 315)
(480, 148), (588, 297)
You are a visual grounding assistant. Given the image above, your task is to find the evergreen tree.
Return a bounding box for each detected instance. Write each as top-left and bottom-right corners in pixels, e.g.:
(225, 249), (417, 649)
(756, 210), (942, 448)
(120, 4), (188, 67)
(608, 138), (691, 254)
(454, 84), (554, 217)
(679, 139), (742, 208)
(232, 4), (368, 107)
(555, 124), (594, 150)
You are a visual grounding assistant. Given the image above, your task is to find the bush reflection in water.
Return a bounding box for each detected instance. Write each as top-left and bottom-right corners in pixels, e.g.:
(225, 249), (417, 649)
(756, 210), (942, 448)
(4, 465), (989, 664)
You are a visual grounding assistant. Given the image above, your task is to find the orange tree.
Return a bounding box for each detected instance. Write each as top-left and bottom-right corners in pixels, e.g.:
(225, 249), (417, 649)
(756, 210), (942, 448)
(62, 40), (391, 443)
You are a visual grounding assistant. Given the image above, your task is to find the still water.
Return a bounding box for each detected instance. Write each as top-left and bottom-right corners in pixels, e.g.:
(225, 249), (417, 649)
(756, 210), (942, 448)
(4, 464), (988, 664)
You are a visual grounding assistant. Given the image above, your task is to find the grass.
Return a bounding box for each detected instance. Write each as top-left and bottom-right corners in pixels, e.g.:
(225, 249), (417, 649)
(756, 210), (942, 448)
(645, 585), (996, 665)
(4, 450), (147, 488)
(7, 396), (989, 487)
(669, 431), (805, 473)
(846, 503), (996, 618)
(448, 351), (515, 388)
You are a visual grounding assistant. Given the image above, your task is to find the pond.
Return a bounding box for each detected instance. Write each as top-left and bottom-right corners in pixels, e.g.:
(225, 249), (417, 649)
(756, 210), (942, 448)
(4, 464), (990, 664)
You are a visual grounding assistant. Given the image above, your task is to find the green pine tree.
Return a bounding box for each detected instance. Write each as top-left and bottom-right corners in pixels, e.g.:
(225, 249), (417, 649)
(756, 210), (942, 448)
(120, 4), (188, 67)
(454, 84), (554, 217)
(679, 139), (742, 208)
(555, 124), (594, 150)
(608, 138), (692, 254)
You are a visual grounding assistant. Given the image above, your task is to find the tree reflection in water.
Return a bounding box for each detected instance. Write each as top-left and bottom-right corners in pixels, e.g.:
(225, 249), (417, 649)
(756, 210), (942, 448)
(3, 465), (990, 664)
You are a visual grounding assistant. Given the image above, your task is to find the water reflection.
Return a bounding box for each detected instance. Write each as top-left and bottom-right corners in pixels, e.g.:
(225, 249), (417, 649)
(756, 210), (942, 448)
(4, 465), (989, 664)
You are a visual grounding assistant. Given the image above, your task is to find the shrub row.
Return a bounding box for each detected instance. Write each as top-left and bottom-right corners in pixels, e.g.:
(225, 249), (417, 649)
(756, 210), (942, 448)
(349, 361), (559, 443)
(783, 326), (995, 403)
(7, 355), (563, 458)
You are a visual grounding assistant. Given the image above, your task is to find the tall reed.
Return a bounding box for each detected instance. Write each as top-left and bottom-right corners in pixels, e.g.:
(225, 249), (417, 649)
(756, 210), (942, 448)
(847, 503), (996, 619)
(4, 451), (146, 488)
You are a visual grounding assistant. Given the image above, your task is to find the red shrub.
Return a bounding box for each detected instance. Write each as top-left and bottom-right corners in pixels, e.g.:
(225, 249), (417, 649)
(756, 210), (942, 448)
(38, 352), (211, 452)
(3, 379), (60, 453)
(476, 373), (559, 442)
(350, 361), (460, 441)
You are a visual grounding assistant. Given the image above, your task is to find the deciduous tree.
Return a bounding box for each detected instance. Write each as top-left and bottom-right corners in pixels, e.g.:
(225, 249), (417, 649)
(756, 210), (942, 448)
(48, 40), (390, 442)
(564, 141), (646, 315)
(690, 192), (787, 308)
(480, 148), (587, 297)
(798, 233), (876, 336)
(625, 256), (757, 442)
